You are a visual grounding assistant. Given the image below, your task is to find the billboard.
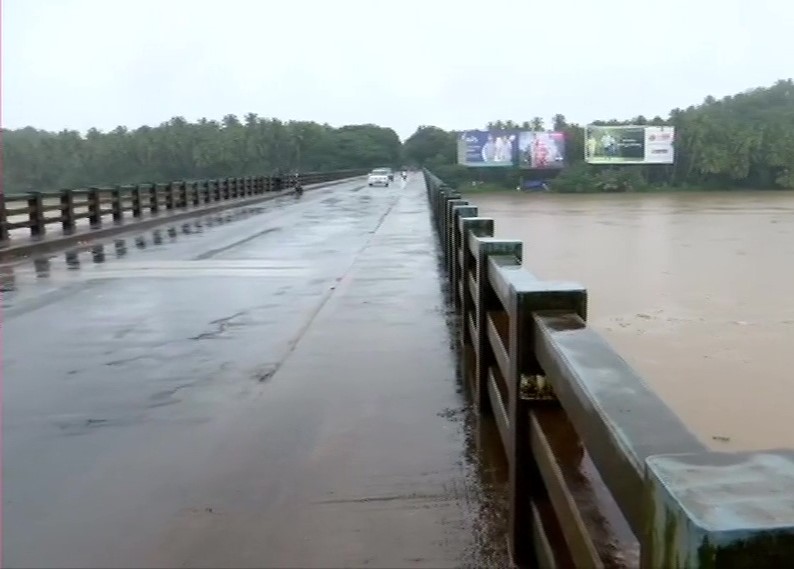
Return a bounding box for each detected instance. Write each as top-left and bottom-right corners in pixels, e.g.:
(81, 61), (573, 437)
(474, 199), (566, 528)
(518, 131), (565, 169)
(457, 131), (516, 167)
(585, 125), (675, 164)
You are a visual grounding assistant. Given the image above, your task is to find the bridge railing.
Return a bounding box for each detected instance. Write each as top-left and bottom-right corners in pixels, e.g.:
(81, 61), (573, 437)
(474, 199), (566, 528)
(423, 169), (794, 568)
(0, 169), (367, 244)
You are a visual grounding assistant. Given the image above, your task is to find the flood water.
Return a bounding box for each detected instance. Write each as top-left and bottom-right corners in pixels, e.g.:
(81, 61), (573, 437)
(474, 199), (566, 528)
(468, 190), (794, 452)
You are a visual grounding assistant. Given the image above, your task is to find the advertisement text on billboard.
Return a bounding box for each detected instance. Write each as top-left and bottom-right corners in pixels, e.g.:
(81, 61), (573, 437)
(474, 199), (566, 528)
(585, 125), (674, 164)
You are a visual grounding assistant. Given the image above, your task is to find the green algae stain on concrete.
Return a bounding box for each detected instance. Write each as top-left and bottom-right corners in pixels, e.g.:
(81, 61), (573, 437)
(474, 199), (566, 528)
(644, 450), (794, 568)
(697, 531), (794, 569)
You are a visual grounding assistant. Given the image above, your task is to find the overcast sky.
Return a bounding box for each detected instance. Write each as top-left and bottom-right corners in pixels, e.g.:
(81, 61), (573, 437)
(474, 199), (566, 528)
(3, 0), (792, 140)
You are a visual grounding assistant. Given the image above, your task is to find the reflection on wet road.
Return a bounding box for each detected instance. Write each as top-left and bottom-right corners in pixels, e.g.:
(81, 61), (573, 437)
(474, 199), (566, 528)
(3, 177), (510, 568)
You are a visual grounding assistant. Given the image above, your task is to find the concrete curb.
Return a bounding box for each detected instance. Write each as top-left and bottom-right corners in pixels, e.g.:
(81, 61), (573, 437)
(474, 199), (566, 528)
(0, 176), (364, 262)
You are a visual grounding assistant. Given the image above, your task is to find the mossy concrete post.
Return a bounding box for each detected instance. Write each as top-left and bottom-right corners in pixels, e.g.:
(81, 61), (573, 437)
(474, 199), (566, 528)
(642, 449), (794, 568)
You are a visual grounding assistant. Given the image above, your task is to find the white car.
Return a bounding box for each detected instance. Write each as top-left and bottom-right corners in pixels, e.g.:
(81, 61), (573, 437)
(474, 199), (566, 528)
(368, 168), (391, 187)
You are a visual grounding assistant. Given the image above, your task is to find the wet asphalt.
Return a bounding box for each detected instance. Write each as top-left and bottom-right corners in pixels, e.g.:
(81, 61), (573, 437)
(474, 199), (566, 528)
(2, 177), (510, 568)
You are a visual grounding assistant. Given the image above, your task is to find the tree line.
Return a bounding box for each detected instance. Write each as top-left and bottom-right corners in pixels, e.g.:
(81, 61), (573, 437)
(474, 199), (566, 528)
(3, 115), (402, 194)
(4, 79), (793, 194)
(403, 79), (794, 192)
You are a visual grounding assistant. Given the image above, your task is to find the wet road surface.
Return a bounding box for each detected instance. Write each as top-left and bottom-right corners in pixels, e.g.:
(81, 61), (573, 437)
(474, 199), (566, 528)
(3, 178), (510, 568)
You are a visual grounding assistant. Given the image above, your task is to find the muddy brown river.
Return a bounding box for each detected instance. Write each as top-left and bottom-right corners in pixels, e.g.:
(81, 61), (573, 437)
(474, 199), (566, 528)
(467, 190), (794, 453)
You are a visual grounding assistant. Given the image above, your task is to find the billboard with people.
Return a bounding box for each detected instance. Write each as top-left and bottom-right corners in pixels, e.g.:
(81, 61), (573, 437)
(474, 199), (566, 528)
(517, 131), (565, 169)
(585, 125), (675, 164)
(457, 131), (516, 167)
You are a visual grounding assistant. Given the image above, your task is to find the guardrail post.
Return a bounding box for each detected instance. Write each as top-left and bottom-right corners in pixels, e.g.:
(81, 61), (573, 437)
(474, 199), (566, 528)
(61, 189), (76, 232)
(230, 178), (238, 199)
(27, 192), (46, 237)
(87, 188), (101, 228)
(478, 239), (521, 414)
(437, 185), (459, 259)
(178, 181), (188, 209)
(131, 185), (143, 218)
(457, 219), (495, 396)
(149, 184), (159, 214)
(164, 182), (175, 210)
(222, 178), (230, 200)
(111, 185), (123, 223)
(445, 198), (468, 278)
(449, 206), (480, 305)
(509, 279), (587, 566)
(191, 182), (200, 207)
(0, 194), (8, 243)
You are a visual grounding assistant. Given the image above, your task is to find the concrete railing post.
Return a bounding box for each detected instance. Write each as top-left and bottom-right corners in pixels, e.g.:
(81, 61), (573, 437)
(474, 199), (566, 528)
(178, 181), (188, 209)
(87, 188), (101, 227)
(149, 184), (159, 214)
(445, 198), (468, 282)
(448, 205), (479, 307)
(641, 450), (794, 567)
(0, 194), (9, 243)
(131, 185), (143, 218)
(164, 182), (175, 210)
(0, 192), (9, 243)
(457, 217), (493, 319)
(508, 279), (587, 566)
(191, 182), (200, 207)
(111, 186), (123, 223)
(27, 192), (46, 237)
(61, 189), (76, 232)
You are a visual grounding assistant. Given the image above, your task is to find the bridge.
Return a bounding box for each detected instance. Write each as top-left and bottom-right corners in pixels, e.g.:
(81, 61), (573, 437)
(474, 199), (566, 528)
(2, 171), (794, 568)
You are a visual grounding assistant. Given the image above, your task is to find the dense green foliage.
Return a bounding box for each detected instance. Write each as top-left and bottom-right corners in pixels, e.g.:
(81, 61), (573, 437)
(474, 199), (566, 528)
(2, 115), (402, 193)
(4, 80), (792, 194)
(403, 79), (794, 192)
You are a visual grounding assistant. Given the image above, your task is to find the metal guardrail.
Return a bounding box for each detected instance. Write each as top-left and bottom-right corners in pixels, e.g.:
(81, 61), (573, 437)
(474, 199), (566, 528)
(423, 169), (794, 568)
(0, 169), (368, 244)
